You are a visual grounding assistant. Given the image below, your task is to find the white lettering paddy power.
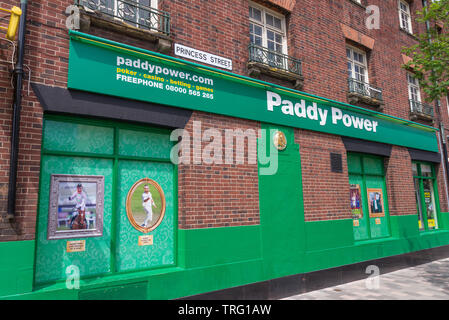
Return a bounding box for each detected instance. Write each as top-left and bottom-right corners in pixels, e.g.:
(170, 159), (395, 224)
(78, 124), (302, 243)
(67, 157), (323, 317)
(267, 91), (378, 132)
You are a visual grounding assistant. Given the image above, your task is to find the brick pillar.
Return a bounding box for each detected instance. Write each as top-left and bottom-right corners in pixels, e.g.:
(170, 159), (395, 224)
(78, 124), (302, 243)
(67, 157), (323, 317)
(384, 146), (416, 216)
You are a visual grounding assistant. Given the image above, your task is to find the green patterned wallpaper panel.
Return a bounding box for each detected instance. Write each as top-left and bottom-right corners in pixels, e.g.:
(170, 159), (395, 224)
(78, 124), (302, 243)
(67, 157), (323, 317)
(35, 155), (113, 284)
(116, 160), (175, 272)
(43, 120), (114, 155)
(118, 129), (172, 159)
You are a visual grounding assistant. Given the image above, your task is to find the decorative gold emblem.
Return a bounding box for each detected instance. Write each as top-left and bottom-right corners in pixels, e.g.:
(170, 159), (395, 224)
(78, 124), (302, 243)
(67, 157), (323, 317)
(126, 178), (166, 233)
(273, 131), (287, 151)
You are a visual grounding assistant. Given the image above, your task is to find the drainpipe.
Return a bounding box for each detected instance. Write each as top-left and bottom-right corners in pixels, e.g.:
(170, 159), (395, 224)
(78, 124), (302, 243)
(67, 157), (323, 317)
(6, 0), (27, 220)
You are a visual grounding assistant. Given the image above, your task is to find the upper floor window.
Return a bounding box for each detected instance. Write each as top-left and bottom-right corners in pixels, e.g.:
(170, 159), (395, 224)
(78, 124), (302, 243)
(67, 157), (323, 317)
(249, 3), (287, 55)
(399, 0), (413, 33)
(407, 72), (421, 102)
(79, 0), (165, 33)
(347, 46), (368, 83)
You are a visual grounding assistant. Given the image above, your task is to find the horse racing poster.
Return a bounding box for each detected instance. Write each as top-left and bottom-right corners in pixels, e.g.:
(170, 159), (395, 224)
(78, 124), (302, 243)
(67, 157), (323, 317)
(47, 174), (104, 240)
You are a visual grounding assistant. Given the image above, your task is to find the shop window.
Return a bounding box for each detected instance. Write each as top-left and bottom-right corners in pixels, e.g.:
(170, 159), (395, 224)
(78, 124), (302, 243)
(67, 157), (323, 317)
(348, 153), (391, 241)
(399, 0), (413, 34)
(413, 162), (441, 231)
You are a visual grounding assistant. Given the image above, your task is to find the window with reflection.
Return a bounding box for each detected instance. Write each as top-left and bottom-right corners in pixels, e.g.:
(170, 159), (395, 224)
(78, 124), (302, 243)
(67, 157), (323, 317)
(413, 162), (440, 231)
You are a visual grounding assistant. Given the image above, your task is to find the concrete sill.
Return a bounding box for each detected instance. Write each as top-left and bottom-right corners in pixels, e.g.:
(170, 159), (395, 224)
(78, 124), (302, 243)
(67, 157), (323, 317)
(399, 28), (418, 40)
(247, 61), (304, 90)
(410, 112), (434, 124)
(78, 9), (172, 54)
(347, 92), (384, 109)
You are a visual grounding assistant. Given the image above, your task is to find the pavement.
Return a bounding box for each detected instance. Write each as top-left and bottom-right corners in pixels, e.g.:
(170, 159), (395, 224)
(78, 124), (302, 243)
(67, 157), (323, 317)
(283, 257), (449, 300)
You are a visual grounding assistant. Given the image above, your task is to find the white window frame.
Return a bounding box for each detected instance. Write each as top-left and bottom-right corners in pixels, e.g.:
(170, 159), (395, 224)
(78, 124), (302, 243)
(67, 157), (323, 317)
(346, 45), (369, 84)
(398, 0), (413, 34)
(407, 72), (422, 104)
(249, 1), (288, 55)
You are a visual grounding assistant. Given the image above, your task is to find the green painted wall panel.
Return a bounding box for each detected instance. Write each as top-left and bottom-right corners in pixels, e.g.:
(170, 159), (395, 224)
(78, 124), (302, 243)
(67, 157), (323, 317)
(365, 174), (390, 239)
(116, 160), (175, 272)
(349, 174), (369, 241)
(258, 124), (306, 279)
(177, 226), (262, 269)
(35, 155), (114, 284)
(305, 219), (354, 252)
(0, 241), (35, 297)
(2, 220), (449, 299)
(147, 260), (265, 300)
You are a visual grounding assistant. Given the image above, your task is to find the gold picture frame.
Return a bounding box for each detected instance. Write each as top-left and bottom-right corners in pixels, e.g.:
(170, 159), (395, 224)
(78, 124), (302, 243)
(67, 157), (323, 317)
(367, 188), (385, 218)
(273, 130), (287, 151)
(126, 178), (166, 233)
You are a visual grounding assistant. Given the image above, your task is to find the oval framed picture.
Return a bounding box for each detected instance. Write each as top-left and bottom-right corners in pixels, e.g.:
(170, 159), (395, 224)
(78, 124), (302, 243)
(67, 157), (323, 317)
(273, 130), (287, 151)
(126, 178), (166, 233)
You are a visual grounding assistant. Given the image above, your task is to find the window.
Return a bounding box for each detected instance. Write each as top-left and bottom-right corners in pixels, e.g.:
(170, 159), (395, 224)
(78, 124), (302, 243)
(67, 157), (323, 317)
(407, 72), (421, 103)
(347, 46), (368, 84)
(249, 4), (286, 54)
(413, 162), (440, 231)
(249, 3), (287, 67)
(80, 0), (162, 32)
(399, 0), (413, 33)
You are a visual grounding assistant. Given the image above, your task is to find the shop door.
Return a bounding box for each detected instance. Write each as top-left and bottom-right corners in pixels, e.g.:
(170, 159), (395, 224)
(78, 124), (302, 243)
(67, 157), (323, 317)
(348, 153), (390, 241)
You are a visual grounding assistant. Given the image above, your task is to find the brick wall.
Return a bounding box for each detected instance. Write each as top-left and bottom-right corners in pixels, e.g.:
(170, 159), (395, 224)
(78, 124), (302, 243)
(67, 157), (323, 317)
(384, 146), (416, 216)
(178, 111), (260, 229)
(294, 129), (351, 221)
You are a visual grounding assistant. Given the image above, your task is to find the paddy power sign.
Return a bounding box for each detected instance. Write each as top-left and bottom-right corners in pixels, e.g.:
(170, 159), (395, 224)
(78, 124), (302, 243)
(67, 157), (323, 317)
(68, 31), (438, 152)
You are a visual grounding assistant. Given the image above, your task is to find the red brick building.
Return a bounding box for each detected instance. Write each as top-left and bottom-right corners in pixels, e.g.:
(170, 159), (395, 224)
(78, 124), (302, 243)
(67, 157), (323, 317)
(0, 0), (448, 299)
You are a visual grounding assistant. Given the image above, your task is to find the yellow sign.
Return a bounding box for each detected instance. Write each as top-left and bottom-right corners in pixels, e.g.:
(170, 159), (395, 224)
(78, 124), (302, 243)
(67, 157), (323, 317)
(375, 218), (381, 225)
(419, 220), (422, 229)
(353, 220), (360, 227)
(0, 6), (22, 40)
(428, 219), (435, 228)
(66, 240), (86, 253)
(138, 235), (154, 246)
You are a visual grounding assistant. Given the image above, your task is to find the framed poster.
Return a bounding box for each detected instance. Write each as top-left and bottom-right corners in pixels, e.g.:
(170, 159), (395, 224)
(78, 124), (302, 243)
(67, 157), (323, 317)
(126, 178), (166, 233)
(349, 184), (363, 219)
(367, 188), (385, 218)
(48, 174), (104, 240)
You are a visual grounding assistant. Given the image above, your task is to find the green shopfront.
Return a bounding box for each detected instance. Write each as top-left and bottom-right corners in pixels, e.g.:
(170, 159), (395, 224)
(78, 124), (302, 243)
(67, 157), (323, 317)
(2, 31), (449, 299)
